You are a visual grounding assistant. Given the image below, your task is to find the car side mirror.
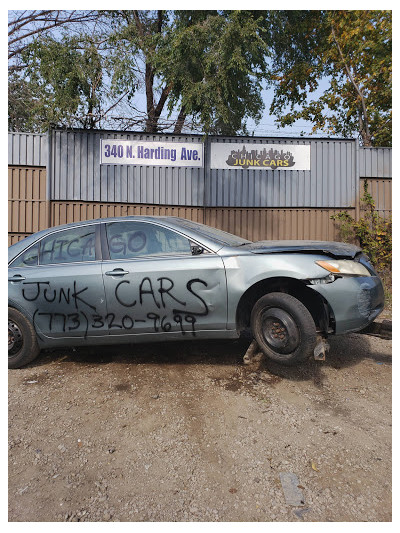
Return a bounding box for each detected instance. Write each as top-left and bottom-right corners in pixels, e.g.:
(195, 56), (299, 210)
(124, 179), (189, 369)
(191, 244), (204, 256)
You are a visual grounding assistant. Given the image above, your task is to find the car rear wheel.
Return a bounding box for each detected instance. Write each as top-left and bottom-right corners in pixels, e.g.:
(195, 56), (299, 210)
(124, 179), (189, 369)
(251, 292), (317, 365)
(8, 308), (40, 369)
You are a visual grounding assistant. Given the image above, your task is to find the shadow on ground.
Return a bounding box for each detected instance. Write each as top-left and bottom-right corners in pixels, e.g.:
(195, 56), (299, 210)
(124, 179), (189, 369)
(27, 332), (391, 386)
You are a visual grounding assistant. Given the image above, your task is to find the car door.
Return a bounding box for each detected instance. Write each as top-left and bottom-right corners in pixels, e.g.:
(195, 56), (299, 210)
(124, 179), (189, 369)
(8, 223), (109, 339)
(100, 220), (227, 338)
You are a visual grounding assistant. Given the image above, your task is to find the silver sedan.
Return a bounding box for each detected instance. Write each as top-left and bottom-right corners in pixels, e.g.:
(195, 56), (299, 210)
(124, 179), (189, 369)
(8, 216), (384, 368)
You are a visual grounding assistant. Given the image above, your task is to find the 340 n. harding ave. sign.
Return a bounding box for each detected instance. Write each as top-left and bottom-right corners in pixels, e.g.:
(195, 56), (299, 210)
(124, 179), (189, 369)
(100, 139), (203, 167)
(210, 143), (311, 170)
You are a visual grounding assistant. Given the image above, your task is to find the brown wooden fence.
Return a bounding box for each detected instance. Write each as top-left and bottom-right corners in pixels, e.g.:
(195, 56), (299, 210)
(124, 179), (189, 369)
(8, 166), (49, 244)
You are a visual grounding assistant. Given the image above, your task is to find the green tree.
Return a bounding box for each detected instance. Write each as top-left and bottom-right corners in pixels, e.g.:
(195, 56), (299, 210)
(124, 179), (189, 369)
(158, 10), (269, 134)
(19, 34), (104, 129)
(106, 10), (270, 134)
(266, 10), (392, 146)
(9, 10), (391, 139)
(9, 10), (271, 134)
(11, 28), (137, 131)
(8, 71), (44, 132)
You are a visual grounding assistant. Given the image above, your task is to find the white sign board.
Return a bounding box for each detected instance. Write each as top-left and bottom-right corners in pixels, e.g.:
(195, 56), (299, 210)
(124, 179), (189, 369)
(210, 143), (311, 171)
(100, 139), (203, 167)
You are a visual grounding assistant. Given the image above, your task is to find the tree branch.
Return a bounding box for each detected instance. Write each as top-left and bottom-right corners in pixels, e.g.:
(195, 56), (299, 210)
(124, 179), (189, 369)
(331, 24), (371, 145)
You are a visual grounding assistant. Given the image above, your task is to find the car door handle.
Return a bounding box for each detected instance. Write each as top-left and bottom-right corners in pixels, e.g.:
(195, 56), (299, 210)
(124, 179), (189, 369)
(105, 269), (129, 276)
(8, 275), (26, 282)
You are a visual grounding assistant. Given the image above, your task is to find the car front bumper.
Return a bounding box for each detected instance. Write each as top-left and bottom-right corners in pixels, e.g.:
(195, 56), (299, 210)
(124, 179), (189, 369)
(311, 275), (385, 334)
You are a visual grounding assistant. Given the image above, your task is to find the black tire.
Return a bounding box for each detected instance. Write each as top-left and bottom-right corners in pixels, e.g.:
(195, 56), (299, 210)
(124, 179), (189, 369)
(8, 307), (40, 369)
(251, 292), (317, 366)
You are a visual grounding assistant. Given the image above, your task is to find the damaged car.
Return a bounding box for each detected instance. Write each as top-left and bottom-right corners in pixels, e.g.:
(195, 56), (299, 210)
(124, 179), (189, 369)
(8, 216), (384, 368)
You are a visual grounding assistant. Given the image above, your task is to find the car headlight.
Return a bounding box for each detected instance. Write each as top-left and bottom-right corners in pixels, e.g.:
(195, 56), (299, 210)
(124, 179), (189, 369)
(315, 259), (371, 276)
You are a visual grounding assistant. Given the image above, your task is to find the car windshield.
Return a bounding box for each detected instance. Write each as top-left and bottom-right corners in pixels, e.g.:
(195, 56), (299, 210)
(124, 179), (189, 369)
(170, 219), (252, 247)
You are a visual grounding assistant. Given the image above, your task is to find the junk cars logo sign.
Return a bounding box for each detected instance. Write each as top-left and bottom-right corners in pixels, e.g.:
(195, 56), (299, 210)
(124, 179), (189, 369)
(211, 143), (311, 171)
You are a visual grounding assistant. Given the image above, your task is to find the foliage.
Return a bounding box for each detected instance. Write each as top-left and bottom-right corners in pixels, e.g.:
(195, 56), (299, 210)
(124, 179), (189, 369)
(266, 10), (392, 146)
(11, 27), (138, 131)
(331, 180), (392, 273)
(158, 10), (269, 135)
(19, 34), (102, 129)
(8, 10), (99, 67)
(8, 9), (392, 139)
(8, 10), (271, 133)
(106, 10), (270, 134)
(8, 71), (45, 132)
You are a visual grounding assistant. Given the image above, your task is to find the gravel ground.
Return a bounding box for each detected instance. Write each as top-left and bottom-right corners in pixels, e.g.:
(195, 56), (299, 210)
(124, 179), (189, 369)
(8, 332), (392, 522)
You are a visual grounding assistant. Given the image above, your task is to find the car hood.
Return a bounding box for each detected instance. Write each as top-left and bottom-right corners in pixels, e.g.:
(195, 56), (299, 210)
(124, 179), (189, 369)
(241, 240), (361, 259)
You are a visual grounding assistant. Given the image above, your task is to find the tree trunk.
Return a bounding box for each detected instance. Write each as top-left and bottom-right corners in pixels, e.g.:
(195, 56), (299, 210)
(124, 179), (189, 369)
(173, 107), (186, 134)
(145, 63), (156, 132)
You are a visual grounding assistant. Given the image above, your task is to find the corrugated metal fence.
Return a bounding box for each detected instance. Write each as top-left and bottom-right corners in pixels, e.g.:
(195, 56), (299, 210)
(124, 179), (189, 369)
(8, 129), (392, 245)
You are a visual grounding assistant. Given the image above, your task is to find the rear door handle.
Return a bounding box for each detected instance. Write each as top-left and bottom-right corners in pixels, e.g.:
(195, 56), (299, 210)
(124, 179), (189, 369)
(105, 269), (129, 276)
(8, 275), (26, 282)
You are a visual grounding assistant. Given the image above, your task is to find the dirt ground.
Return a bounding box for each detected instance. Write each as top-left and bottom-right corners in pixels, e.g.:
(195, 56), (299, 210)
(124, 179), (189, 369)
(8, 331), (392, 522)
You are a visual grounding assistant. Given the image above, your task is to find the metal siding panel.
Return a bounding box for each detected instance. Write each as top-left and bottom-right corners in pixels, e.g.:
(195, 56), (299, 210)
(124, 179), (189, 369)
(335, 143), (343, 206)
(19, 135), (27, 166)
(66, 133), (74, 198)
(172, 169), (179, 205)
(385, 148), (392, 177)
(291, 171), (298, 208)
(175, 169), (181, 205)
(41, 135), (47, 167)
(313, 143), (321, 206)
(100, 156), (108, 202)
(328, 144), (336, 207)
(76, 133), (83, 200)
(85, 132), (94, 201)
(56, 132), (201, 206)
(359, 147), (392, 178)
(184, 169), (191, 205)
(359, 148), (366, 177)
(195, 170), (202, 206)
(25, 131), (391, 213)
(55, 131), (63, 199)
(135, 166), (143, 203)
(346, 143), (353, 206)
(310, 143), (323, 206)
(33, 136), (40, 166)
(334, 143), (340, 206)
(377, 149), (384, 179)
(279, 172), (286, 206)
(285, 172), (291, 206)
(8, 134), (14, 165)
(60, 131), (68, 198)
(371, 149), (378, 176)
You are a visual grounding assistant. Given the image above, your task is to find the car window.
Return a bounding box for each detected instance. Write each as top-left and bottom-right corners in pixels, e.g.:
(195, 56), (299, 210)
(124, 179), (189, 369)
(9, 243), (39, 268)
(166, 218), (252, 246)
(106, 221), (192, 260)
(39, 225), (97, 265)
